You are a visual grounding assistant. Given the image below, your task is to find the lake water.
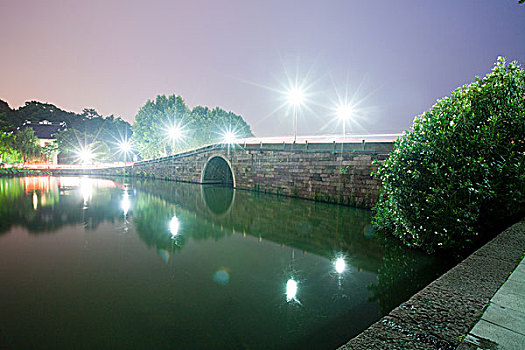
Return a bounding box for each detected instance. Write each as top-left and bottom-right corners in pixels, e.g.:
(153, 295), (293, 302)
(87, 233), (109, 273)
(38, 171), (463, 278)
(0, 176), (448, 349)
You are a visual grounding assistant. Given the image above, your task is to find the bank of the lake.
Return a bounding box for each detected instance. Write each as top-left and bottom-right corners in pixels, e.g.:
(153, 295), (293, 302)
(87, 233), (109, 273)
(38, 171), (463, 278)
(340, 219), (525, 349)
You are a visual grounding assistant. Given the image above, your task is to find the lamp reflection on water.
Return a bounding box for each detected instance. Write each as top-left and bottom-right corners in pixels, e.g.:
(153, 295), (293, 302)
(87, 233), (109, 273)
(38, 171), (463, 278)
(169, 216), (180, 238)
(32, 192), (38, 210)
(334, 257), (346, 274)
(285, 248), (301, 304)
(332, 254), (350, 299)
(79, 178), (93, 209)
(286, 279), (298, 302)
(121, 191), (130, 217)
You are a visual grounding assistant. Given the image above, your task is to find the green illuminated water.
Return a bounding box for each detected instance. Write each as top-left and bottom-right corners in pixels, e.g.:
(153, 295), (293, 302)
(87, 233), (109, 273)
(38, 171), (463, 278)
(0, 177), (448, 349)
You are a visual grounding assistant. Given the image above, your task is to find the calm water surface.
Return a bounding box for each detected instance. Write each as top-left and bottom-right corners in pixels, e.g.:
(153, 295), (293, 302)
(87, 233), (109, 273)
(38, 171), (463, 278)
(0, 177), (448, 349)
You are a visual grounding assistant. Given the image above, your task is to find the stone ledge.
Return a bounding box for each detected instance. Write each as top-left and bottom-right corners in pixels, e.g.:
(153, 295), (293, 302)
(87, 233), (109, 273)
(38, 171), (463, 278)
(338, 220), (525, 350)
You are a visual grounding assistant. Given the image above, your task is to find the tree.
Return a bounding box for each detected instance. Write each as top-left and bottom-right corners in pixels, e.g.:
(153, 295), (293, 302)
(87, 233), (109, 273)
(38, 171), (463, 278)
(14, 128), (42, 162)
(42, 142), (58, 163)
(132, 95), (190, 159)
(132, 94), (253, 159)
(373, 57), (525, 253)
(188, 106), (253, 147)
(0, 100), (20, 132)
(0, 101), (133, 163)
(0, 133), (22, 164)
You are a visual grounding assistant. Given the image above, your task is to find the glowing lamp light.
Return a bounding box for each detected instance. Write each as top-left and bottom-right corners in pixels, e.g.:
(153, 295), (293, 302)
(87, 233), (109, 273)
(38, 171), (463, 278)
(119, 140), (132, 153)
(223, 131), (237, 145)
(286, 279), (298, 302)
(337, 104), (354, 121)
(334, 257), (346, 274)
(168, 125), (183, 140)
(169, 216), (180, 237)
(78, 149), (93, 164)
(288, 87), (305, 106)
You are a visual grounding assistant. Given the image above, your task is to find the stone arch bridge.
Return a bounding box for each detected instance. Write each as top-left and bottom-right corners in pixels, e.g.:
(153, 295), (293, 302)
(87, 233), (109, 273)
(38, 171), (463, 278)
(127, 138), (393, 208)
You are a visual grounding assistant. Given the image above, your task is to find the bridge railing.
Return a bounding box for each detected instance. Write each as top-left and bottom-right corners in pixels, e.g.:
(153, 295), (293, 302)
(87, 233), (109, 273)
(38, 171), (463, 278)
(133, 140), (395, 166)
(239, 140), (394, 152)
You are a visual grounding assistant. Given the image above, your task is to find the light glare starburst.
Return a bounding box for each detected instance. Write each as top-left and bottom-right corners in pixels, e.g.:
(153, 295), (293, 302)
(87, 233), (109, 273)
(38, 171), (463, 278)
(287, 87), (305, 106)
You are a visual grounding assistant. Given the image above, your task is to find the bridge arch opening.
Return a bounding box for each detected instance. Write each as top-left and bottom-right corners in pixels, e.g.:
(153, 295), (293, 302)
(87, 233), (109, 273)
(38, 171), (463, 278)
(201, 155), (235, 187)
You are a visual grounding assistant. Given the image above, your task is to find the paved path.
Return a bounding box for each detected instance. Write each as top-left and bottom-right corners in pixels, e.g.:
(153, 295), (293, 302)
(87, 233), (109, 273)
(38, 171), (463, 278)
(459, 256), (525, 349)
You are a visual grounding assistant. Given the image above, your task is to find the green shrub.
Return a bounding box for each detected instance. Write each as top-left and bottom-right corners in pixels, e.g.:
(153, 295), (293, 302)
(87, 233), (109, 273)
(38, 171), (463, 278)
(374, 57), (525, 253)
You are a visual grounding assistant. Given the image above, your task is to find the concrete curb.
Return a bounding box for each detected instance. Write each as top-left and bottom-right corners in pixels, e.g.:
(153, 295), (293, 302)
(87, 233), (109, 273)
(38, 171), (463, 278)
(338, 219), (525, 350)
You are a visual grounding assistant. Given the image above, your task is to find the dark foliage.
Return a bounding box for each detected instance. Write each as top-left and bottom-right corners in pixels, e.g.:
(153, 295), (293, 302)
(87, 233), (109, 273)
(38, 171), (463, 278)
(374, 57), (525, 252)
(0, 101), (132, 163)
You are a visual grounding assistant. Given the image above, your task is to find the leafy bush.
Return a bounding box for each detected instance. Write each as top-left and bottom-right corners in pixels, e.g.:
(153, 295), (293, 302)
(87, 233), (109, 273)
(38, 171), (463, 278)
(374, 57), (525, 252)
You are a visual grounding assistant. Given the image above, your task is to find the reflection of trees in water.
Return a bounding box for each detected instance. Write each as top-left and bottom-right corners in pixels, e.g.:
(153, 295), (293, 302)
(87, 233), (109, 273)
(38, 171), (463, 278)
(132, 193), (186, 251)
(0, 177), (125, 234)
(131, 190), (237, 252)
(368, 235), (453, 315)
(0, 178), (30, 234)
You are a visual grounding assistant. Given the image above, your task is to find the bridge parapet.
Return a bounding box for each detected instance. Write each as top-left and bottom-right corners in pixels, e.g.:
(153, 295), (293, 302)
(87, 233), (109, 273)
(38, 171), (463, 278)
(238, 141), (393, 153)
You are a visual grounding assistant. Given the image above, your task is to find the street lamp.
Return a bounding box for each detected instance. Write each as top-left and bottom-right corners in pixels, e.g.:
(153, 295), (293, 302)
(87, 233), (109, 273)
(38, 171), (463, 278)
(223, 130), (237, 145)
(119, 140), (132, 163)
(287, 87), (304, 142)
(336, 103), (354, 142)
(119, 140), (131, 153)
(77, 148), (93, 165)
(168, 125), (182, 140)
(168, 125), (183, 154)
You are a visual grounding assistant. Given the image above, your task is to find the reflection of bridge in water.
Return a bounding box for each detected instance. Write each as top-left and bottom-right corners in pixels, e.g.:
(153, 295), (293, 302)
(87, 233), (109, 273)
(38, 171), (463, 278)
(131, 179), (382, 273)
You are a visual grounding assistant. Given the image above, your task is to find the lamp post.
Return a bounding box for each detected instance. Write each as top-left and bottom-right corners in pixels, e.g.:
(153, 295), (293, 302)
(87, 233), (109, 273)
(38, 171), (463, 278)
(223, 130), (236, 145)
(119, 140), (132, 163)
(168, 125), (182, 155)
(287, 87), (304, 143)
(336, 103), (354, 151)
(78, 148), (93, 165)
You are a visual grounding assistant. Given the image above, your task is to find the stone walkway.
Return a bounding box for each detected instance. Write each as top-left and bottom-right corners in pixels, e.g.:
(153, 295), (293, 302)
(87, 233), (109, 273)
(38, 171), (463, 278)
(459, 256), (525, 350)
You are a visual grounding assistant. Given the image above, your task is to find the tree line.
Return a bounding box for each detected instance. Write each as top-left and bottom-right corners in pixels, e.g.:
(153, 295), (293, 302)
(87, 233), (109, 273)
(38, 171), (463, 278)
(0, 95), (252, 164)
(0, 100), (132, 163)
(132, 95), (253, 159)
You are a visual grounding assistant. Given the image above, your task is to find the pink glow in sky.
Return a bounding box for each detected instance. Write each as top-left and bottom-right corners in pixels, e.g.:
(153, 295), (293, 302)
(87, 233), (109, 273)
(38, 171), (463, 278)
(1, 0), (524, 136)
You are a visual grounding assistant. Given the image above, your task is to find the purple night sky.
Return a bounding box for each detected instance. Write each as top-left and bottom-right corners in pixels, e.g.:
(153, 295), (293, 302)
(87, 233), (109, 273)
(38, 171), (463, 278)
(1, 0), (524, 136)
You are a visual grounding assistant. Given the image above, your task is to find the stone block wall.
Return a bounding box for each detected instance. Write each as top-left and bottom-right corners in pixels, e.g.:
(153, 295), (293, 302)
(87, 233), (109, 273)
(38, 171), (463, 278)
(231, 150), (387, 208)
